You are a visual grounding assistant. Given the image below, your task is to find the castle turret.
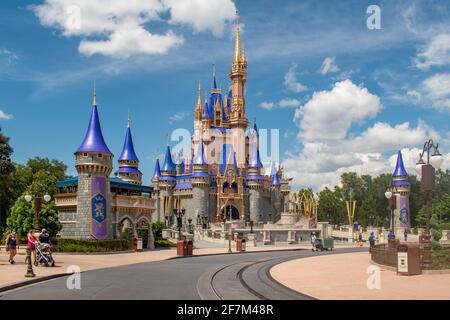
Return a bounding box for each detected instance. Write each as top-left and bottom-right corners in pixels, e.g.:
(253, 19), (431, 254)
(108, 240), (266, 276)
(247, 141), (264, 222)
(392, 149), (411, 230)
(159, 146), (176, 226)
(191, 138), (210, 224)
(229, 13), (249, 166)
(74, 86), (113, 239)
(115, 116), (142, 185)
(151, 158), (162, 222)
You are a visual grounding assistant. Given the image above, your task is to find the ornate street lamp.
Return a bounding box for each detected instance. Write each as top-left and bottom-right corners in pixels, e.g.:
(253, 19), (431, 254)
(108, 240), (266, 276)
(24, 192), (51, 231)
(174, 208), (186, 240)
(415, 139), (444, 269)
(385, 184), (400, 239)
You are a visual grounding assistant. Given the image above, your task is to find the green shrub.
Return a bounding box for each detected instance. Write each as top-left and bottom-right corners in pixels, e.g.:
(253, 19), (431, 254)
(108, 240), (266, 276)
(51, 238), (132, 253)
(154, 239), (176, 248)
(152, 221), (165, 240)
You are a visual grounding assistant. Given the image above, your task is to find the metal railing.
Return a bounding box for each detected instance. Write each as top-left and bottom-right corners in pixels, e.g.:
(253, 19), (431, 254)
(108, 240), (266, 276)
(371, 243), (398, 268)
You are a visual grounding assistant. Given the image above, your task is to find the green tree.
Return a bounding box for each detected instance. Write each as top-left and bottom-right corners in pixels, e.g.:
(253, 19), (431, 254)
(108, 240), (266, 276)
(3, 157), (68, 237)
(0, 126), (15, 228)
(6, 194), (62, 238)
(317, 187), (341, 225)
(417, 194), (450, 230)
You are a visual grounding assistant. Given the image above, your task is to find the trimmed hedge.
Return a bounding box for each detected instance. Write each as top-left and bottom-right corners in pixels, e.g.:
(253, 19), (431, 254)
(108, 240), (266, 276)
(154, 239), (176, 248)
(51, 238), (132, 253)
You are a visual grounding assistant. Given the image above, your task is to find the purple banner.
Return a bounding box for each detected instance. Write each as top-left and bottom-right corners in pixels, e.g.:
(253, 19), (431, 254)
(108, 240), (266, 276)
(91, 176), (108, 239)
(398, 196), (409, 228)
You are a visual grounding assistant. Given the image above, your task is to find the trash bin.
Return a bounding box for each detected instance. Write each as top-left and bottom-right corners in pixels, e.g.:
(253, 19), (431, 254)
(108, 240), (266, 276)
(186, 240), (193, 256)
(236, 239), (241, 252)
(136, 237), (143, 252)
(397, 243), (421, 275)
(177, 240), (186, 256)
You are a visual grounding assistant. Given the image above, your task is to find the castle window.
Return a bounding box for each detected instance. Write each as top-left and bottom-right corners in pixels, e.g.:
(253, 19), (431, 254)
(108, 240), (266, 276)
(98, 153), (102, 158)
(83, 153), (88, 157)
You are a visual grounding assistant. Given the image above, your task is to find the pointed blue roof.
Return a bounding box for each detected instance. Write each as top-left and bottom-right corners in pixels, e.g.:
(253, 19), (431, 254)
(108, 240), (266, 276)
(193, 138), (207, 165)
(249, 142), (263, 168)
(227, 88), (232, 113)
(253, 122), (259, 136)
(76, 105), (111, 154)
(202, 99), (210, 119)
(180, 160), (185, 174)
(153, 159), (161, 178)
(220, 144), (239, 175)
(119, 126), (139, 161)
(162, 146), (176, 172)
(272, 173), (281, 186)
(212, 71), (218, 90)
(393, 150), (408, 177)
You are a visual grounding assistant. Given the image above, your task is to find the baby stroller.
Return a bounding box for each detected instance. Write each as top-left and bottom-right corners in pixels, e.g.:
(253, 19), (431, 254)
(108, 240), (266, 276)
(35, 243), (55, 267)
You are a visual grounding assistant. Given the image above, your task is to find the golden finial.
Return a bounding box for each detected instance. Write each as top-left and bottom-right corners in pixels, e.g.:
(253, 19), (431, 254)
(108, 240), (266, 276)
(165, 133), (170, 146)
(127, 109), (131, 128)
(233, 1), (242, 63)
(92, 79), (97, 106)
(212, 64), (216, 77)
(196, 80), (202, 109)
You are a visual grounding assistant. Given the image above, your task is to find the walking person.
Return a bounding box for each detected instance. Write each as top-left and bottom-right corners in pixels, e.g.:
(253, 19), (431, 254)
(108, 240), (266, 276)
(27, 229), (38, 265)
(404, 229), (408, 242)
(310, 232), (317, 252)
(369, 232), (375, 252)
(6, 229), (18, 264)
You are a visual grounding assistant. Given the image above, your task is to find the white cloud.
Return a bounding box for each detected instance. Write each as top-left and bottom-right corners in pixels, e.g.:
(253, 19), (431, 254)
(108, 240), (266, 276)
(259, 98), (301, 110)
(282, 80), (447, 191)
(422, 73), (450, 110)
(163, 0), (236, 37)
(319, 56), (339, 75)
(0, 48), (19, 66)
(0, 110), (13, 120)
(169, 112), (188, 124)
(294, 80), (381, 142)
(30, 0), (235, 58)
(283, 64), (307, 93)
(414, 33), (450, 70)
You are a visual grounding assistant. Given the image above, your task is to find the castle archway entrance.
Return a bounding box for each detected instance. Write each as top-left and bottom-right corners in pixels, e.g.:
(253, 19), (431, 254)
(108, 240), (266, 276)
(221, 205), (240, 221)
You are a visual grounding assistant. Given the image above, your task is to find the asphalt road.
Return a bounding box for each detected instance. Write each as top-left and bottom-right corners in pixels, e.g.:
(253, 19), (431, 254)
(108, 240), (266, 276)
(0, 248), (366, 300)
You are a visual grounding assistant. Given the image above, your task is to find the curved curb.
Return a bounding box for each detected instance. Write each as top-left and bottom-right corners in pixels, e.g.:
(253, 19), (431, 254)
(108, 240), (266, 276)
(167, 247), (306, 260)
(0, 273), (69, 294)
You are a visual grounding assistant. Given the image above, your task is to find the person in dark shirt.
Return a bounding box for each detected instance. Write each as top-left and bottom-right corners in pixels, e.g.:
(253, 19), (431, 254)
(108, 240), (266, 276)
(39, 229), (50, 244)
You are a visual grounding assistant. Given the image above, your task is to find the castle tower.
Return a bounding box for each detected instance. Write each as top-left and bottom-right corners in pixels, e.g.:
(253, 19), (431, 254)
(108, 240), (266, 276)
(74, 87), (113, 239)
(392, 149), (411, 230)
(151, 159), (162, 222)
(247, 140), (264, 222)
(115, 116), (142, 185)
(191, 138), (210, 224)
(229, 13), (249, 166)
(194, 81), (203, 140)
(159, 146), (176, 226)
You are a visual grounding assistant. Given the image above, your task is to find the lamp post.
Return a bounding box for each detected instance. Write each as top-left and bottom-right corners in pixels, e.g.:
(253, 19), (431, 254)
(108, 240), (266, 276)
(384, 184), (399, 239)
(175, 208), (186, 240)
(24, 193), (51, 231)
(415, 139), (444, 269)
(314, 194), (319, 227)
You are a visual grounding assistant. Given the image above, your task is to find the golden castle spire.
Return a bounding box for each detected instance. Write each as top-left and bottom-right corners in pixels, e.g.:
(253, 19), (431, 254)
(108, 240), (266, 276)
(233, 11), (243, 63)
(92, 79), (97, 106)
(196, 80), (202, 108)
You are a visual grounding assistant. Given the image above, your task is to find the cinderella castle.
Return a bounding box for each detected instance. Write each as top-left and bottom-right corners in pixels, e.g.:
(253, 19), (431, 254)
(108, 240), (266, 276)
(151, 21), (291, 227)
(54, 17), (291, 240)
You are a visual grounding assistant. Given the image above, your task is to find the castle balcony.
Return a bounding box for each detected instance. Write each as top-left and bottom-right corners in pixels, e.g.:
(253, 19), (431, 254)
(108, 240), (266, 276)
(54, 193), (77, 208)
(111, 194), (155, 214)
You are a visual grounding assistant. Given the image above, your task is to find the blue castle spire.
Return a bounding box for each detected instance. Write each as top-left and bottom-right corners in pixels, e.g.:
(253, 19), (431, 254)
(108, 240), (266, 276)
(153, 159), (161, 178)
(202, 96), (210, 119)
(272, 172), (281, 186)
(76, 89), (111, 154)
(118, 118), (139, 161)
(193, 138), (207, 165)
(249, 142), (263, 168)
(162, 145), (176, 172)
(393, 149), (408, 177)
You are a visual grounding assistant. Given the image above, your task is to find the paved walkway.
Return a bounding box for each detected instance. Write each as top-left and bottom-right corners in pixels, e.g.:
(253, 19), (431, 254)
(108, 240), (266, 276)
(270, 252), (450, 300)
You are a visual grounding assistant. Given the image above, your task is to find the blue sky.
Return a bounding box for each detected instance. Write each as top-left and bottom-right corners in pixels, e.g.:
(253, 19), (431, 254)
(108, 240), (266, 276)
(0, 0), (449, 190)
